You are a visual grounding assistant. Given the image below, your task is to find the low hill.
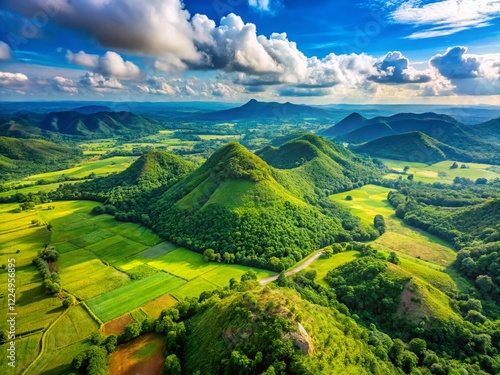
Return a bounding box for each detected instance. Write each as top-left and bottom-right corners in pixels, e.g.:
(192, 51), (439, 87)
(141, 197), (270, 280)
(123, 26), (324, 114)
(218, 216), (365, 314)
(321, 112), (458, 138)
(0, 111), (161, 140)
(353, 132), (469, 164)
(467, 118), (500, 144)
(340, 122), (395, 143)
(192, 99), (334, 121)
(0, 136), (82, 182)
(320, 112), (367, 137)
(53, 150), (196, 208)
(183, 287), (398, 374)
(148, 141), (353, 271)
(257, 133), (381, 198)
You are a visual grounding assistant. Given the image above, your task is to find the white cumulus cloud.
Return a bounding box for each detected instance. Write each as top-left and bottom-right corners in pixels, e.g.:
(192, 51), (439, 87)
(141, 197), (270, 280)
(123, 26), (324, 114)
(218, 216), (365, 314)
(67, 50), (141, 80)
(0, 71), (28, 87)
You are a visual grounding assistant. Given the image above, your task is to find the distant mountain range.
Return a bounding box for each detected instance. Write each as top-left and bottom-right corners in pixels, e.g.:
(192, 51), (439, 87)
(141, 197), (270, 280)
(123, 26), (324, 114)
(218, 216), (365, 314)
(190, 99), (335, 122)
(322, 112), (500, 164)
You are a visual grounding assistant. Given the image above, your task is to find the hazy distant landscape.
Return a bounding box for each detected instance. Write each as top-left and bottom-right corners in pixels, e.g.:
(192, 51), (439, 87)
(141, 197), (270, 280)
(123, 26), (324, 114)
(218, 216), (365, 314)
(1, 0), (500, 374)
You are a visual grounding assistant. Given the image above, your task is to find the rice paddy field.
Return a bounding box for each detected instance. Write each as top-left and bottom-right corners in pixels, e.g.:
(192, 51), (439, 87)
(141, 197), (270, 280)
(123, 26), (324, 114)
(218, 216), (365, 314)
(381, 158), (500, 184)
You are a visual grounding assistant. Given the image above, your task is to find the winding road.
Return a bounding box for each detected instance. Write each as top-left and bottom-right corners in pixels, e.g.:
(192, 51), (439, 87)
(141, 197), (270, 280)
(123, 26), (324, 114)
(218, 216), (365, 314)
(259, 251), (323, 285)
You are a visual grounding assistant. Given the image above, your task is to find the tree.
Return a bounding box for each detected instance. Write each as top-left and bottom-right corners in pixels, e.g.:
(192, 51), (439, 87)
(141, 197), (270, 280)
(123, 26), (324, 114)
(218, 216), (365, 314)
(345, 195), (353, 201)
(475, 275), (494, 293)
(450, 162), (458, 169)
(31, 219), (41, 226)
(90, 331), (106, 346)
(62, 295), (76, 309)
(374, 214), (386, 235)
(475, 178), (487, 185)
(407, 174), (414, 181)
(403, 166), (410, 173)
(104, 334), (117, 353)
(387, 252), (400, 265)
(20, 201), (35, 210)
(409, 338), (427, 358)
(203, 248), (216, 262)
(164, 354), (182, 375)
(121, 322), (142, 342)
(241, 270), (257, 282)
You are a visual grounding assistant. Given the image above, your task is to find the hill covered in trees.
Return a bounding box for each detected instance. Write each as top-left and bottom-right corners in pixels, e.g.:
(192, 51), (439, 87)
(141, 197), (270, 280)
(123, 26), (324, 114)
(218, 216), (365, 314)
(353, 132), (471, 164)
(321, 112), (500, 164)
(0, 136), (82, 182)
(0, 111), (161, 140)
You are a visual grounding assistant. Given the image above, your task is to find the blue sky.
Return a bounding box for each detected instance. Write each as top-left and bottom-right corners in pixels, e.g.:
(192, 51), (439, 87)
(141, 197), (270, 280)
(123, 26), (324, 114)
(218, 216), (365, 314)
(0, 0), (499, 103)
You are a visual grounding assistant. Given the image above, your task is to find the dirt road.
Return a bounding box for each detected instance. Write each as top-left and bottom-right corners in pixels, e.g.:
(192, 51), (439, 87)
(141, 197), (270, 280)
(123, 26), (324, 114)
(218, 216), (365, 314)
(259, 251), (323, 285)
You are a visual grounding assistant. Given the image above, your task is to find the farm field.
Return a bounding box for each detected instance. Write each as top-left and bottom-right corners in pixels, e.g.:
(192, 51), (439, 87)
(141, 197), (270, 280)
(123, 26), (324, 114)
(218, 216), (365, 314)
(0, 181), (78, 198)
(87, 272), (187, 322)
(0, 332), (42, 375)
(330, 185), (457, 266)
(380, 158), (500, 184)
(9, 156), (136, 186)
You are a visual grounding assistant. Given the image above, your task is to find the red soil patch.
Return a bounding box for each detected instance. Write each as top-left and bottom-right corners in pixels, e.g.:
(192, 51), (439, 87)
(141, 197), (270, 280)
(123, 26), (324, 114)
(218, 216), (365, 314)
(102, 314), (134, 336)
(141, 294), (178, 319)
(109, 333), (165, 375)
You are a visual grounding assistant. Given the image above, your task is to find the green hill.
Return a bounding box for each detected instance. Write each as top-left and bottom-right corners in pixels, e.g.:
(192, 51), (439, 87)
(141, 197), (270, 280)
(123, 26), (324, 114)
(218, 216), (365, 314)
(0, 111), (161, 140)
(353, 132), (470, 164)
(257, 134), (381, 199)
(467, 118), (500, 144)
(339, 122), (395, 143)
(148, 141), (356, 271)
(183, 287), (398, 374)
(52, 150), (196, 212)
(0, 136), (82, 182)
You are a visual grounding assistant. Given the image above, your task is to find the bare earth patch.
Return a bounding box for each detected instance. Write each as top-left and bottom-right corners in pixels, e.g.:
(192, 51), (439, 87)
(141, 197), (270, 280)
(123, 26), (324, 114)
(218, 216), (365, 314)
(109, 333), (165, 375)
(102, 314), (134, 336)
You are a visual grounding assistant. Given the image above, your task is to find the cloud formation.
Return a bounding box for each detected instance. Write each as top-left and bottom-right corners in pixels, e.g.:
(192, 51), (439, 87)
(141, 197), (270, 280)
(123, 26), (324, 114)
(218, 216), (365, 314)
(0, 41), (12, 60)
(53, 76), (78, 93)
(79, 72), (124, 92)
(430, 46), (481, 79)
(391, 0), (500, 39)
(5, 0), (198, 58)
(0, 71), (28, 87)
(66, 50), (141, 79)
(136, 76), (241, 98)
(369, 51), (433, 84)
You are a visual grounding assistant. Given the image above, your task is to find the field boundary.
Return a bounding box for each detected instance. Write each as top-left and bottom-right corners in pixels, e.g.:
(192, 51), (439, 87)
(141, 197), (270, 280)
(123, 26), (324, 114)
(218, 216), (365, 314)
(81, 301), (104, 327)
(22, 307), (70, 375)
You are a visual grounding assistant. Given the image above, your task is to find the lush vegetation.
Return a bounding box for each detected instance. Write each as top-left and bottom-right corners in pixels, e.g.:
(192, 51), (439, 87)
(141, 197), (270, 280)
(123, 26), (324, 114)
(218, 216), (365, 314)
(0, 136), (82, 182)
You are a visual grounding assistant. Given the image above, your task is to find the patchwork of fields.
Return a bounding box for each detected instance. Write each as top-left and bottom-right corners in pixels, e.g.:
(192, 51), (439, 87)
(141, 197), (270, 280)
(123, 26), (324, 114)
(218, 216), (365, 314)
(381, 159), (500, 184)
(0, 200), (275, 374)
